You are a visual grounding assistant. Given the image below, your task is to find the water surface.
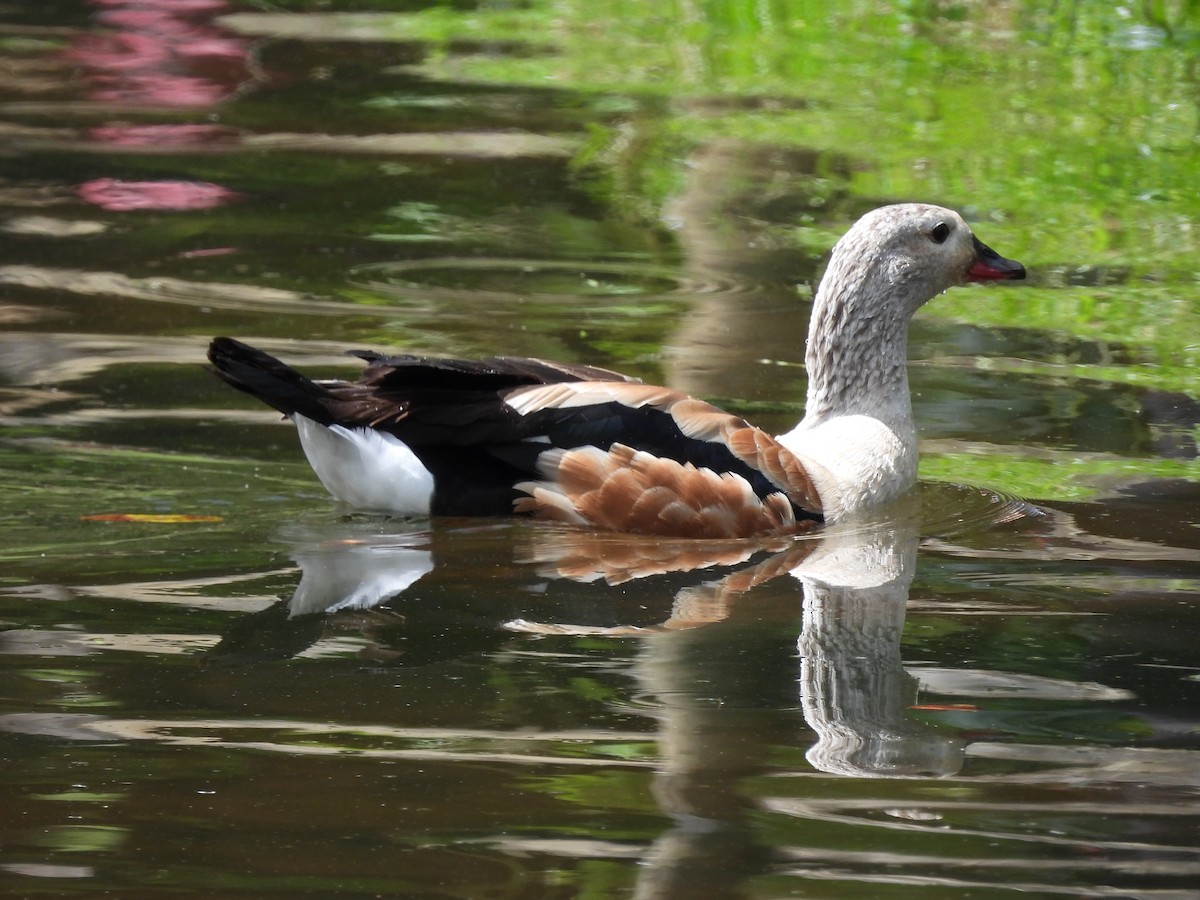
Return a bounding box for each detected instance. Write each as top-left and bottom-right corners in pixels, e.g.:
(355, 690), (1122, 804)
(1, 1), (1199, 897)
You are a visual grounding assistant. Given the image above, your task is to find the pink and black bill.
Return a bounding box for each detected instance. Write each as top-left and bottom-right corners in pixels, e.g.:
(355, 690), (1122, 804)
(968, 236), (1026, 281)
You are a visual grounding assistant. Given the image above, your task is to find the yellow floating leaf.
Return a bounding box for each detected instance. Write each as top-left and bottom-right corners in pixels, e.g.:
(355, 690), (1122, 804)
(80, 514), (223, 524)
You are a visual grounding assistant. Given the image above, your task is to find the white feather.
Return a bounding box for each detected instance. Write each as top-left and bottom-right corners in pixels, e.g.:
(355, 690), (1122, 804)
(293, 414), (434, 514)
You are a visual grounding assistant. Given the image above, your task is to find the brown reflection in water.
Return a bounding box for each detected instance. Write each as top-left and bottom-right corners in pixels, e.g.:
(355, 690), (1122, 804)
(663, 138), (864, 403)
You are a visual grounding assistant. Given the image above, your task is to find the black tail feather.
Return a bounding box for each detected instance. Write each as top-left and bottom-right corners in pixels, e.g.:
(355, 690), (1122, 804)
(207, 337), (336, 425)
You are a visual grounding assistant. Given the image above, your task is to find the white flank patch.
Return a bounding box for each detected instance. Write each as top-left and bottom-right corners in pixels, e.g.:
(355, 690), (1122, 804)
(293, 414), (435, 514)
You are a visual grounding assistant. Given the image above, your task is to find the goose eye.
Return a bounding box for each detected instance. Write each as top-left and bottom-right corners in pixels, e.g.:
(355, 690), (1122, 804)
(930, 222), (951, 244)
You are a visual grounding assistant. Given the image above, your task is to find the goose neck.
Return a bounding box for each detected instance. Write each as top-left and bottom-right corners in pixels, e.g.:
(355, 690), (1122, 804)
(801, 280), (915, 432)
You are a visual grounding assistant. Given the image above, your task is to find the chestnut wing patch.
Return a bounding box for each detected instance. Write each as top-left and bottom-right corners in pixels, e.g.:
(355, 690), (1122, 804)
(505, 382), (823, 536)
(515, 444), (815, 538)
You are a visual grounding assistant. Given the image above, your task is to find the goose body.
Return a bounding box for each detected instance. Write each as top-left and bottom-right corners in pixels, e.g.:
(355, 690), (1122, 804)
(208, 204), (1024, 537)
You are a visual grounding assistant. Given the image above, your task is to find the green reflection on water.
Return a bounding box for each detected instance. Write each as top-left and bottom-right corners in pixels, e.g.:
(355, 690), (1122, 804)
(0, 438), (313, 579)
(33, 825), (128, 853)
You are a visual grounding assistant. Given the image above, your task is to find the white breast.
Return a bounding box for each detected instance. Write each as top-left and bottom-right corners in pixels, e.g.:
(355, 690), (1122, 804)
(777, 415), (917, 521)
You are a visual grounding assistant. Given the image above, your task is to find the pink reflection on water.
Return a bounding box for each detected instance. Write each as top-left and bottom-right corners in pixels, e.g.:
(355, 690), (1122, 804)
(77, 178), (242, 211)
(66, 0), (252, 108)
(68, 1), (255, 216)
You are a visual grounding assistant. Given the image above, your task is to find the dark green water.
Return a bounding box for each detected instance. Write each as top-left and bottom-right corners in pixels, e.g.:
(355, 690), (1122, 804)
(1, 1), (1199, 896)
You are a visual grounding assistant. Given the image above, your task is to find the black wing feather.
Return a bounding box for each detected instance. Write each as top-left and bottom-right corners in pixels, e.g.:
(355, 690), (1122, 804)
(207, 337), (338, 425)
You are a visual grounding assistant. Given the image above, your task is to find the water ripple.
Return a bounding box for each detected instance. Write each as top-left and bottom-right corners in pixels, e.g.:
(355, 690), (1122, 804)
(350, 256), (760, 305)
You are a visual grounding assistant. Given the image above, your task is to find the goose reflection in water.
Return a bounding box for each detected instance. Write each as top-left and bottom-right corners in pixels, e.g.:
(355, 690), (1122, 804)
(200, 499), (1053, 897)
(513, 513), (969, 780)
(209, 494), (1046, 783)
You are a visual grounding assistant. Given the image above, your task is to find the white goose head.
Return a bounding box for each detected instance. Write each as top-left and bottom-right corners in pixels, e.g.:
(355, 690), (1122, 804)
(780, 203), (1024, 520)
(825, 204), (1022, 310)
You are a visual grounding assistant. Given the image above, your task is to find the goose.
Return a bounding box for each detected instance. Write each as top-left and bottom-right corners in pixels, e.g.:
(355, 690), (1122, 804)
(207, 203), (1024, 538)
